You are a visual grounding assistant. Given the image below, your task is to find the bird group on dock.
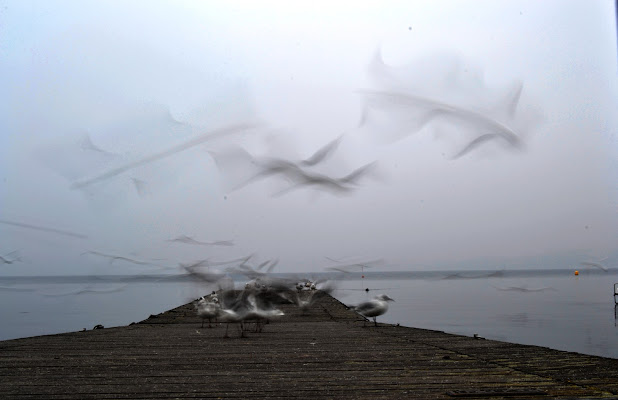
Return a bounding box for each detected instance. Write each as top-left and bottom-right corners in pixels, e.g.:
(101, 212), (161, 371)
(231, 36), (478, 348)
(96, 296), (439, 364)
(186, 256), (339, 337)
(187, 255), (397, 335)
(192, 286), (289, 337)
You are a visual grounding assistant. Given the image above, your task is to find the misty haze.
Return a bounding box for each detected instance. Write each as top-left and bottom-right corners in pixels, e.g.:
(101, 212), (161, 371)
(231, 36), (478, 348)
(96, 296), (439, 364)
(1, 1), (617, 357)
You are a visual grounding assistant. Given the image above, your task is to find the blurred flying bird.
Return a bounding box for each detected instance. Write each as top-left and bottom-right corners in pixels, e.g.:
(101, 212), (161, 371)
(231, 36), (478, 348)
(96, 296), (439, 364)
(504, 81), (524, 118)
(450, 132), (519, 159)
(359, 49), (534, 158)
(42, 284), (129, 297)
(0, 219), (88, 239)
(78, 132), (113, 154)
(179, 255), (253, 272)
(280, 282), (335, 313)
(255, 258), (279, 273)
(215, 289), (286, 338)
(300, 134), (344, 166)
(324, 257), (384, 273)
(71, 123), (260, 189)
(131, 177), (150, 197)
(81, 251), (156, 266)
(210, 144), (378, 197)
(580, 261), (609, 272)
(36, 131), (121, 182)
(180, 263), (231, 286)
(167, 235), (234, 246)
(360, 90), (523, 157)
(0, 251), (21, 265)
(442, 270), (505, 280)
(492, 285), (556, 292)
(179, 255), (255, 293)
(270, 161), (378, 197)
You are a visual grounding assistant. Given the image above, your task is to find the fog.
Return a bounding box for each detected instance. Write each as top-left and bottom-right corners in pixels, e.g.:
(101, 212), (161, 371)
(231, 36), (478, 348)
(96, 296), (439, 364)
(1, 1), (617, 276)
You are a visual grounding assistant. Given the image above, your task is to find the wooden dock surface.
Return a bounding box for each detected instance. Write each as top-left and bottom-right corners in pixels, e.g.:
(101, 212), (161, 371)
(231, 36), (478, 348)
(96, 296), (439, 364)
(1, 293), (617, 399)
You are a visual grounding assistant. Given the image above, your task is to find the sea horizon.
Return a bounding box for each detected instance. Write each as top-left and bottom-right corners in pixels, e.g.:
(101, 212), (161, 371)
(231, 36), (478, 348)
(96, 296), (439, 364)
(1, 268), (617, 360)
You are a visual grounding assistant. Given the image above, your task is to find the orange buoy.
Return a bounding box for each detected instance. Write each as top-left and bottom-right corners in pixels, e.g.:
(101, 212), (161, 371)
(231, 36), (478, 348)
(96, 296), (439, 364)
(574, 270), (579, 276)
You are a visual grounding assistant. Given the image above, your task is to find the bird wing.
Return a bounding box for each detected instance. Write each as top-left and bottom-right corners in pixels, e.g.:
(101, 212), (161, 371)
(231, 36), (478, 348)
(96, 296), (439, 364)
(352, 300), (377, 314)
(301, 134), (344, 166)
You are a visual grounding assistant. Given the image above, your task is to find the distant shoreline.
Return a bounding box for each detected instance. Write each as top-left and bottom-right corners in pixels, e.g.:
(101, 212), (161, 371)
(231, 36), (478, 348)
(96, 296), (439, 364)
(1, 267), (616, 284)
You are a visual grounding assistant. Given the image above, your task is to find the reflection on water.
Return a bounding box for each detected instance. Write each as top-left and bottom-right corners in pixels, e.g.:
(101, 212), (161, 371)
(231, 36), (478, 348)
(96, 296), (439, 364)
(1, 270), (617, 359)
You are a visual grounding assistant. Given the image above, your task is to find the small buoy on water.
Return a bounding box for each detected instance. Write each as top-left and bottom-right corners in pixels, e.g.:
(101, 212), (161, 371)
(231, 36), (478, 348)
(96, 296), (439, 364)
(574, 270), (579, 276)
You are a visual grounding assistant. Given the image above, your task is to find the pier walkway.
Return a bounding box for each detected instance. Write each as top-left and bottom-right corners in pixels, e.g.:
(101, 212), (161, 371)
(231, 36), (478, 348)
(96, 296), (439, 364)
(1, 293), (617, 399)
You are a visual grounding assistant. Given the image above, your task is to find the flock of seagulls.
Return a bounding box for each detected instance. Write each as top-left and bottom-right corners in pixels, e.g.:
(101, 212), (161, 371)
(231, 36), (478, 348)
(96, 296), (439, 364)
(205, 51), (530, 198)
(179, 252), (397, 336)
(189, 273), (321, 337)
(189, 263), (396, 336)
(4, 47), (614, 344)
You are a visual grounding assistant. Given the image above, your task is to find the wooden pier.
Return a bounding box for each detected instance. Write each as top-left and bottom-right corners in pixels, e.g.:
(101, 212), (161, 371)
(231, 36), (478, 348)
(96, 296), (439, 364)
(1, 293), (617, 399)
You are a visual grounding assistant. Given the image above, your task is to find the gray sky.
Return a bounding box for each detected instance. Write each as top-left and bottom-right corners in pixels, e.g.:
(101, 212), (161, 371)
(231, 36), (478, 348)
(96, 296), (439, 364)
(1, 0), (617, 275)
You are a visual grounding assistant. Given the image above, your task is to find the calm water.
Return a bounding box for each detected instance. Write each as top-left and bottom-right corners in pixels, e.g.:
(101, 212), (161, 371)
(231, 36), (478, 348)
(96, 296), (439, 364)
(1, 269), (617, 359)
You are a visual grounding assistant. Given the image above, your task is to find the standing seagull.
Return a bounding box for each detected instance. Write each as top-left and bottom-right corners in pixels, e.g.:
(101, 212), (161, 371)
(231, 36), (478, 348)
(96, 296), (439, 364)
(352, 294), (394, 327)
(195, 296), (220, 328)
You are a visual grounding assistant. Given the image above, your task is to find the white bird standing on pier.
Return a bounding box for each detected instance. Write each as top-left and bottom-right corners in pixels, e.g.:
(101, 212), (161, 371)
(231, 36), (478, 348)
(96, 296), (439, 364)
(352, 294), (394, 327)
(195, 296), (220, 328)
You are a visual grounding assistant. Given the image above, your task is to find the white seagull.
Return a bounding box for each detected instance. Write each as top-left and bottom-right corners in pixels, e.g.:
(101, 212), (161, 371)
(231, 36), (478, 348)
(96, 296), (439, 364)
(195, 296), (220, 328)
(352, 294), (394, 327)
